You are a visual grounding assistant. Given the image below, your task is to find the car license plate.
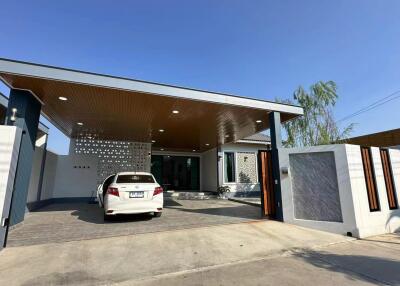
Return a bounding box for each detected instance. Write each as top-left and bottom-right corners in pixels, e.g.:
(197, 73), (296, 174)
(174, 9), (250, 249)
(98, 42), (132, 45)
(129, 191), (144, 198)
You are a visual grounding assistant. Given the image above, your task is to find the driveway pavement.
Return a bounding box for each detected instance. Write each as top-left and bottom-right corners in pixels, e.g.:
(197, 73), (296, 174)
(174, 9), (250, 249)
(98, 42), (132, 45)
(0, 219), (356, 286)
(8, 199), (262, 247)
(125, 233), (400, 286)
(2, 199), (399, 286)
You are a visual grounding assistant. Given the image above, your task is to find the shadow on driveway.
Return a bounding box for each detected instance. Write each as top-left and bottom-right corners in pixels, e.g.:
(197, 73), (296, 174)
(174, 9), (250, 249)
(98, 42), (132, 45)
(294, 249), (400, 285)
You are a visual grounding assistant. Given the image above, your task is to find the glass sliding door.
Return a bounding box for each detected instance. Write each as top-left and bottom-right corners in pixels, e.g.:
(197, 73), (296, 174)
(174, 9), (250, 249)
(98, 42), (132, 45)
(151, 155), (200, 191)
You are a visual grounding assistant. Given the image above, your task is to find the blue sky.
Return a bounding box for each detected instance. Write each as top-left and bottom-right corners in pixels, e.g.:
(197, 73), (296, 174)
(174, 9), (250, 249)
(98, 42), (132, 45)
(1, 0), (399, 154)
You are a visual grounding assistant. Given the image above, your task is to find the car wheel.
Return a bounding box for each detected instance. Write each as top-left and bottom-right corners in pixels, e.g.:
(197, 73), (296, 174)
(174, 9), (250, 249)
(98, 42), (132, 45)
(154, 212), (162, 217)
(104, 213), (112, 221)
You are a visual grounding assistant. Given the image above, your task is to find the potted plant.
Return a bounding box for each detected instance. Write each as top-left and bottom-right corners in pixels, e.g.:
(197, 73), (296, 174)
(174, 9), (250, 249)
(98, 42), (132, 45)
(217, 186), (231, 199)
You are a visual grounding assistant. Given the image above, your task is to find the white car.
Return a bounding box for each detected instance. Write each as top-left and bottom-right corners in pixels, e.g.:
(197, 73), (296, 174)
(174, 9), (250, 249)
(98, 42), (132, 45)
(97, 172), (163, 220)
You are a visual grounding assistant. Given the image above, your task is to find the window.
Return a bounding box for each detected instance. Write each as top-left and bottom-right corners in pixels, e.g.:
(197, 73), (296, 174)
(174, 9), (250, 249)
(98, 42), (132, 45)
(116, 174), (155, 184)
(224, 152), (236, 183)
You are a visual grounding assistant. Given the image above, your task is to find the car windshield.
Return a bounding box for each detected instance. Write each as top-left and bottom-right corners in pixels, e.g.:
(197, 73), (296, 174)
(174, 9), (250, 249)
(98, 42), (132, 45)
(116, 174), (154, 184)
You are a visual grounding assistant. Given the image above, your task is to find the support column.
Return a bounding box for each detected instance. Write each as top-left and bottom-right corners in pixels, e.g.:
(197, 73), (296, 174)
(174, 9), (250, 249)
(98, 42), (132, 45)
(36, 133), (48, 202)
(269, 111), (283, 221)
(6, 89), (41, 226)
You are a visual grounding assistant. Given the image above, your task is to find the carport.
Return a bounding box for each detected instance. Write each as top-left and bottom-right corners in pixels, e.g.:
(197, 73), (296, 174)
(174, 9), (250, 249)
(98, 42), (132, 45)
(0, 58), (303, 247)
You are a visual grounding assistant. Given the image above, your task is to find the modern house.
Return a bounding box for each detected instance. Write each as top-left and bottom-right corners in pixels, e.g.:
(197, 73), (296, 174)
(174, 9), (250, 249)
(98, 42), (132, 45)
(0, 58), (299, 237)
(1, 58), (399, 249)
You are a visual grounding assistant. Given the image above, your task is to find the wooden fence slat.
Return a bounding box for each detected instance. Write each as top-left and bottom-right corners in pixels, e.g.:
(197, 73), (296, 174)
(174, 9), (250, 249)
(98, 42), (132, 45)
(361, 147), (380, 211)
(380, 149), (398, 209)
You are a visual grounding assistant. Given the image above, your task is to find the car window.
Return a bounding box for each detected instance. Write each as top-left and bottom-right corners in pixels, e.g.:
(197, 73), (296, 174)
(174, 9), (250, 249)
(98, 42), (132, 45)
(116, 174), (155, 184)
(103, 175), (115, 192)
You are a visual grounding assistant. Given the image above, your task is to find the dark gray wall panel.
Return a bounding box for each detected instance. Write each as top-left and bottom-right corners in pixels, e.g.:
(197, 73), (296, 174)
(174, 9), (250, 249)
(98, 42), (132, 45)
(290, 152), (343, 222)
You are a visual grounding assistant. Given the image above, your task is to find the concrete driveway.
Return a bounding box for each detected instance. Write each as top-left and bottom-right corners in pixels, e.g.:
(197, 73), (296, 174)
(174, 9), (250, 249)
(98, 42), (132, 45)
(3, 199), (399, 285)
(8, 199), (262, 247)
(1, 218), (358, 286)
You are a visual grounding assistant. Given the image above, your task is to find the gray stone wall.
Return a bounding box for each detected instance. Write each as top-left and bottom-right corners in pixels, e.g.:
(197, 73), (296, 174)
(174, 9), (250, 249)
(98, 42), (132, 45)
(289, 152), (343, 222)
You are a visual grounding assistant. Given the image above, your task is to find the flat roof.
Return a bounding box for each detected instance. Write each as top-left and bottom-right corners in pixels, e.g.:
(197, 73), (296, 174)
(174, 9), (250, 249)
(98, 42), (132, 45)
(0, 58), (303, 151)
(342, 128), (400, 148)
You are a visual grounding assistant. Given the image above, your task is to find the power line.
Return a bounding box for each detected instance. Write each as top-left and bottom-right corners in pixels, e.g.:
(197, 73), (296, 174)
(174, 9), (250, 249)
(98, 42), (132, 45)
(337, 89), (400, 123)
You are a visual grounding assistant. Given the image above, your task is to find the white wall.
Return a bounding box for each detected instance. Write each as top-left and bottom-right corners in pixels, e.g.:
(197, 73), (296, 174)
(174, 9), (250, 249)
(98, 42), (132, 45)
(52, 154), (99, 198)
(388, 149), (400, 233)
(40, 150), (58, 200)
(220, 143), (267, 195)
(279, 144), (400, 238)
(26, 146), (45, 203)
(349, 147), (400, 237)
(33, 142), (267, 199)
(280, 145), (358, 236)
(0, 126), (22, 248)
(200, 148), (217, 192)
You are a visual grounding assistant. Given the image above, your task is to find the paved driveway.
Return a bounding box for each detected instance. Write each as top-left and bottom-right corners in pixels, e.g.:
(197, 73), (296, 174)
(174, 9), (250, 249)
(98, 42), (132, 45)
(7, 199), (262, 247)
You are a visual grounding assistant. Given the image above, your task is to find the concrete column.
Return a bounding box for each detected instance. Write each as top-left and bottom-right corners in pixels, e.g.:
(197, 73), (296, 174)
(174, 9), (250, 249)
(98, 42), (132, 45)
(36, 134), (48, 202)
(6, 89), (41, 226)
(269, 111), (283, 221)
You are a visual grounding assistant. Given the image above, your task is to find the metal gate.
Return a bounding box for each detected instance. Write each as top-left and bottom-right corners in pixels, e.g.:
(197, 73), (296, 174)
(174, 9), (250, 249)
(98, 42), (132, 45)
(258, 150), (276, 217)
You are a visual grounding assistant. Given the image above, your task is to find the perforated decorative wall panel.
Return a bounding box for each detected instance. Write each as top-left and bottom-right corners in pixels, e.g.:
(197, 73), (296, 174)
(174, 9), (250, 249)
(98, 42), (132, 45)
(237, 152), (257, 183)
(72, 139), (151, 183)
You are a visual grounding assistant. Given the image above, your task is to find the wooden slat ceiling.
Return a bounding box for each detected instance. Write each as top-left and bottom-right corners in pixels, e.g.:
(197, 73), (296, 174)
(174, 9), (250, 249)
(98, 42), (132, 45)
(0, 73), (297, 152)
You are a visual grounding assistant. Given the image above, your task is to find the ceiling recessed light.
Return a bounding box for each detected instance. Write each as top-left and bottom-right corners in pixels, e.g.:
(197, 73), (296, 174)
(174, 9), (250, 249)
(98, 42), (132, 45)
(160, 148), (164, 151)
(256, 120), (262, 123)
(205, 143), (210, 146)
(159, 129), (164, 132)
(192, 149), (196, 152)
(77, 122), (83, 126)
(58, 96), (68, 101)
(151, 140), (156, 143)
(172, 110), (179, 114)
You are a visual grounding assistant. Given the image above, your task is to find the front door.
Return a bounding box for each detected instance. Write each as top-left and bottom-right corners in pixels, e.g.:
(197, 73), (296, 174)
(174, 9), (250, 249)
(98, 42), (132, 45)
(151, 155), (200, 191)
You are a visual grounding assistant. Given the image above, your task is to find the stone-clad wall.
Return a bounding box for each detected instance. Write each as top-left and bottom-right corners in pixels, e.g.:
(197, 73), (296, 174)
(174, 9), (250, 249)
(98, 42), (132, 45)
(280, 144), (400, 238)
(290, 152), (342, 222)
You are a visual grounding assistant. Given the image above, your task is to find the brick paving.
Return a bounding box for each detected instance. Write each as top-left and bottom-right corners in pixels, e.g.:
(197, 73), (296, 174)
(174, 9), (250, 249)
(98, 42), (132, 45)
(8, 199), (262, 247)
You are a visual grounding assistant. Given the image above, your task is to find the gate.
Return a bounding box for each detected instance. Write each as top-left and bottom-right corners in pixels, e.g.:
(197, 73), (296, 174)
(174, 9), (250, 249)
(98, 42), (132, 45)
(258, 150), (276, 217)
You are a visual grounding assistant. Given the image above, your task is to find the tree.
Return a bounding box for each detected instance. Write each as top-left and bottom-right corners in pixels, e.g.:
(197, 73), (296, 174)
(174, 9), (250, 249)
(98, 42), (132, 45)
(278, 81), (354, 147)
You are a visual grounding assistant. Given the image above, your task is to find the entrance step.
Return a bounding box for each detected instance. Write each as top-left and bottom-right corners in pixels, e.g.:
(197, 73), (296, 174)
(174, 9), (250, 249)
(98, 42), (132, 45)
(165, 191), (218, 200)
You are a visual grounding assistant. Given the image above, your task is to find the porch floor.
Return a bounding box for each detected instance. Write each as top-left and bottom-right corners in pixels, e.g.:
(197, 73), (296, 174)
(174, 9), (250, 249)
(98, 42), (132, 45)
(8, 199), (262, 247)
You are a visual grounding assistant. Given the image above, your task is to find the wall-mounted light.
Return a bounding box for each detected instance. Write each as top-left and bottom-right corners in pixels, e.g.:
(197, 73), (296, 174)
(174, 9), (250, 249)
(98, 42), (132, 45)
(10, 108), (17, 122)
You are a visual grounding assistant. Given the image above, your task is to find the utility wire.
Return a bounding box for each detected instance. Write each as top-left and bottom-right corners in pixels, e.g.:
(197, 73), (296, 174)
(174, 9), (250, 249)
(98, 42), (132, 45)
(337, 89), (400, 123)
